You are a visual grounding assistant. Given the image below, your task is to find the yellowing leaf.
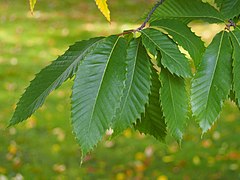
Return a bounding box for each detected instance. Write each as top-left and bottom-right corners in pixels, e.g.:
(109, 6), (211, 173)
(95, 0), (111, 22)
(29, 0), (37, 14)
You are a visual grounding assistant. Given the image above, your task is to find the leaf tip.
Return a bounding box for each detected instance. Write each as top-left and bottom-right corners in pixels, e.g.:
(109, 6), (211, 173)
(95, 0), (111, 22)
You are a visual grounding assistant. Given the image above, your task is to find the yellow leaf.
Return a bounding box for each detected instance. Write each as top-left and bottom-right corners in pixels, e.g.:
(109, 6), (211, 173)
(29, 0), (37, 14)
(95, 0), (111, 22)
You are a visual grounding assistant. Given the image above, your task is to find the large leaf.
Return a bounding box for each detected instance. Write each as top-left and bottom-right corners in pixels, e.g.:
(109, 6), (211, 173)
(220, 0), (240, 19)
(191, 31), (232, 133)
(160, 68), (188, 142)
(141, 28), (192, 78)
(9, 37), (104, 126)
(112, 38), (152, 136)
(150, 0), (225, 23)
(151, 19), (205, 66)
(230, 26), (240, 106)
(95, 0), (111, 22)
(71, 35), (127, 157)
(135, 67), (166, 141)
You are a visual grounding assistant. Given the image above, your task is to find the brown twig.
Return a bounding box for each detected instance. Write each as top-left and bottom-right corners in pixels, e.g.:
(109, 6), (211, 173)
(117, 0), (165, 36)
(225, 19), (236, 31)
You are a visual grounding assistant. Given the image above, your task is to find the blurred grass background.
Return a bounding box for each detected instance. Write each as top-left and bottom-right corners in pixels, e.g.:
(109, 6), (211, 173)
(0, 0), (240, 179)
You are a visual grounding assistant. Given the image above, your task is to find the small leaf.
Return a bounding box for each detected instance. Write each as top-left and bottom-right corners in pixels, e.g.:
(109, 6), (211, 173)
(10, 37), (104, 126)
(150, 0), (225, 23)
(151, 19), (205, 66)
(141, 28), (192, 78)
(160, 68), (188, 142)
(71, 35), (127, 157)
(95, 0), (111, 22)
(191, 31), (232, 133)
(29, 0), (37, 13)
(135, 67), (167, 141)
(220, 0), (240, 19)
(230, 26), (240, 106)
(112, 38), (152, 137)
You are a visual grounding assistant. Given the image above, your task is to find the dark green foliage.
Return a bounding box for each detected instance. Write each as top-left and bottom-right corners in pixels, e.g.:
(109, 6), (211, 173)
(10, 37), (104, 126)
(141, 28), (192, 78)
(219, 0), (240, 19)
(10, 0), (240, 158)
(151, 19), (205, 66)
(135, 67), (166, 141)
(191, 31), (232, 133)
(160, 68), (188, 142)
(112, 38), (152, 137)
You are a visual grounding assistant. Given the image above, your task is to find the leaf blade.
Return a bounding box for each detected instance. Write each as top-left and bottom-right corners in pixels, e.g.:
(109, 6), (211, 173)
(151, 19), (205, 66)
(29, 0), (37, 13)
(150, 0), (225, 23)
(220, 0), (240, 19)
(135, 67), (166, 141)
(95, 0), (111, 22)
(191, 31), (232, 133)
(141, 28), (192, 78)
(71, 35), (127, 156)
(112, 38), (152, 136)
(160, 68), (188, 142)
(230, 26), (240, 106)
(10, 37), (104, 126)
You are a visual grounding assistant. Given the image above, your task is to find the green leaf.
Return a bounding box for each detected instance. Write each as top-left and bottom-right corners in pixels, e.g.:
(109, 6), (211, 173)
(220, 0), (240, 19)
(71, 35), (127, 157)
(135, 67), (166, 141)
(9, 37), (104, 126)
(160, 68), (188, 142)
(150, 0), (225, 23)
(112, 38), (152, 136)
(141, 28), (192, 78)
(191, 31), (232, 133)
(215, 0), (223, 7)
(230, 26), (240, 106)
(151, 19), (205, 66)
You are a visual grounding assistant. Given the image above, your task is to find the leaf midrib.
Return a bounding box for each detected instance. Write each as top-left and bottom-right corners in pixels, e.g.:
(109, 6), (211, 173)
(87, 37), (120, 133)
(118, 40), (140, 120)
(203, 32), (225, 121)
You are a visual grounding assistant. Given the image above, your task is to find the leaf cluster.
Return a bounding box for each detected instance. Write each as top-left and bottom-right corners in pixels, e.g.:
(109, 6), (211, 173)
(13, 0), (240, 158)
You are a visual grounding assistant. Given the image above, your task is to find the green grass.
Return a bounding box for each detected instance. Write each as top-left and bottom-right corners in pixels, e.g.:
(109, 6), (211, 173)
(0, 0), (240, 179)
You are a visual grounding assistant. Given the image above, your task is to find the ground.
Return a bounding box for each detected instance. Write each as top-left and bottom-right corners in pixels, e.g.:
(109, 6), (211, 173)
(0, 0), (240, 179)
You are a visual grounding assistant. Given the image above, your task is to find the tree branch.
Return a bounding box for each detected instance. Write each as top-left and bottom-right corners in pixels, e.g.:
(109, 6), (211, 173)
(117, 0), (165, 36)
(136, 0), (165, 31)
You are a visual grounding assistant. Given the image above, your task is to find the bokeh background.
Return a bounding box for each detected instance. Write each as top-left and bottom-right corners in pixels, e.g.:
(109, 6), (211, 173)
(0, 0), (240, 179)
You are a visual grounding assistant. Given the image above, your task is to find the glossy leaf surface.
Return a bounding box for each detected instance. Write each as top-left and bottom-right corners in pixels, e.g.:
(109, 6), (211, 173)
(150, 0), (225, 23)
(112, 38), (152, 136)
(10, 37), (104, 126)
(151, 19), (205, 66)
(160, 68), (188, 142)
(230, 26), (240, 106)
(135, 67), (166, 141)
(191, 31), (232, 133)
(71, 36), (127, 156)
(141, 28), (192, 78)
(220, 0), (240, 19)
